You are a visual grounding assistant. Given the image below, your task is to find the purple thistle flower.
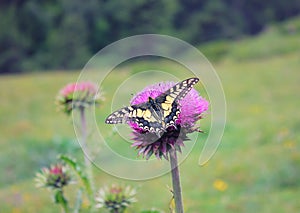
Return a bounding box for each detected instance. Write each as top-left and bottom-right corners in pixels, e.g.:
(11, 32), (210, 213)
(56, 81), (103, 115)
(130, 80), (209, 159)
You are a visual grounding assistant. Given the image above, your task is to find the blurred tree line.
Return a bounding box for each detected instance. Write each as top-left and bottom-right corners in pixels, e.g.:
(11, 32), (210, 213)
(1, 0), (300, 73)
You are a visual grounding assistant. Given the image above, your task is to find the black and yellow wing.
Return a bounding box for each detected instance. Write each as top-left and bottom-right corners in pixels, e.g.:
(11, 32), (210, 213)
(105, 77), (199, 133)
(105, 101), (164, 132)
(154, 77), (199, 129)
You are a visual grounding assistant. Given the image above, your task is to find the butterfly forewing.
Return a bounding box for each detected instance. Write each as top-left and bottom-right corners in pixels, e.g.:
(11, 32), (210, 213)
(156, 77), (199, 104)
(155, 77), (199, 128)
(105, 106), (135, 124)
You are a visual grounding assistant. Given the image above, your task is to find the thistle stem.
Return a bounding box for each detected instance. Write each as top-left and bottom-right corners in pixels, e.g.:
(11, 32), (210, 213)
(55, 189), (69, 213)
(80, 107), (90, 168)
(61, 196), (69, 213)
(79, 107), (95, 207)
(169, 148), (184, 213)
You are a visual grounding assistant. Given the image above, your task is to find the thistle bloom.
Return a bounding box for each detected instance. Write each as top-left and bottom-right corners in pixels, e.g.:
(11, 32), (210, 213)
(130, 81), (209, 159)
(56, 81), (102, 115)
(35, 163), (73, 190)
(95, 184), (137, 213)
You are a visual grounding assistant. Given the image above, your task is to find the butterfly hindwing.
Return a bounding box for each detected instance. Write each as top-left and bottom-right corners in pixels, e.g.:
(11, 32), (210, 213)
(130, 102), (164, 132)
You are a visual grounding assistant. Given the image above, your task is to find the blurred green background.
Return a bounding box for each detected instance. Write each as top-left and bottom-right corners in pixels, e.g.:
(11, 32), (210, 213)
(1, 0), (300, 212)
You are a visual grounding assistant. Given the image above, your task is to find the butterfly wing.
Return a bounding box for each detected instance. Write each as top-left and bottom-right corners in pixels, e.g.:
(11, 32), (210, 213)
(156, 77), (199, 103)
(155, 77), (199, 128)
(105, 102), (164, 132)
(130, 103), (165, 132)
(105, 106), (135, 124)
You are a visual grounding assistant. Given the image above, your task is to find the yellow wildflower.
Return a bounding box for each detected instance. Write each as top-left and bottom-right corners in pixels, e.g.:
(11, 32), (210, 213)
(213, 179), (228, 192)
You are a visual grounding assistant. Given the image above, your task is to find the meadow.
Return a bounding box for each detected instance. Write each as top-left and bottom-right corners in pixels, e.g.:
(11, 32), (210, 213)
(0, 18), (300, 212)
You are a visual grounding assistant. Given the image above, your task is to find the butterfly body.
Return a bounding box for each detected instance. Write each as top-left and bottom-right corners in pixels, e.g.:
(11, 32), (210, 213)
(105, 77), (199, 134)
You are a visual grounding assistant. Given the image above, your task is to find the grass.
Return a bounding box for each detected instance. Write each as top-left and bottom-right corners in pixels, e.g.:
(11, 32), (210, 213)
(1, 17), (300, 212)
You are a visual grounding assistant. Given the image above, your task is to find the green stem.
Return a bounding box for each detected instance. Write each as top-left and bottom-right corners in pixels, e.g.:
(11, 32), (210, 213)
(61, 196), (69, 213)
(80, 107), (90, 169)
(79, 107), (95, 209)
(169, 148), (184, 213)
(55, 189), (69, 213)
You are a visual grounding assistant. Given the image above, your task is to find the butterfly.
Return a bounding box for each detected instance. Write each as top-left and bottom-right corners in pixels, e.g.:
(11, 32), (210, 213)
(105, 77), (199, 134)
